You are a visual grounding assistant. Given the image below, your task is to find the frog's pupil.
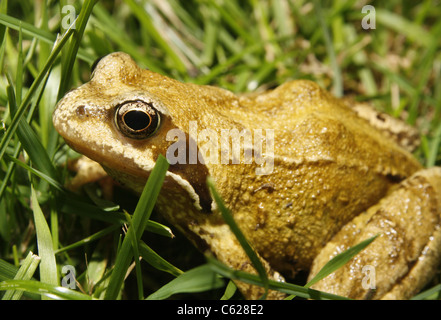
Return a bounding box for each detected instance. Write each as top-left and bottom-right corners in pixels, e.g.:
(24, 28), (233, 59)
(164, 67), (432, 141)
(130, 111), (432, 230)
(115, 100), (161, 139)
(124, 110), (151, 131)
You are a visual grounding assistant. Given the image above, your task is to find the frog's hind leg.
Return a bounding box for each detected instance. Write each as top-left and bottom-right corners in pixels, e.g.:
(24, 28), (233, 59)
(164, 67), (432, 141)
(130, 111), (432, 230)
(308, 167), (441, 299)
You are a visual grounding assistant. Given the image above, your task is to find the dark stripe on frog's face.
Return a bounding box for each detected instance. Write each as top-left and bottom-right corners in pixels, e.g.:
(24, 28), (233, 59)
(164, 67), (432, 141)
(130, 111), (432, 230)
(167, 158), (212, 213)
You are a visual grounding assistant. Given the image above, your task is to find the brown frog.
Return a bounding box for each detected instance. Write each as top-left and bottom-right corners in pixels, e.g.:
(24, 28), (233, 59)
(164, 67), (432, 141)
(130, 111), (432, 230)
(53, 52), (441, 299)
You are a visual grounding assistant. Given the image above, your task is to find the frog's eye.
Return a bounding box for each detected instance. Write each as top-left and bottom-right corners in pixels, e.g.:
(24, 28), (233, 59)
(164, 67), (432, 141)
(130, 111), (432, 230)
(115, 100), (161, 139)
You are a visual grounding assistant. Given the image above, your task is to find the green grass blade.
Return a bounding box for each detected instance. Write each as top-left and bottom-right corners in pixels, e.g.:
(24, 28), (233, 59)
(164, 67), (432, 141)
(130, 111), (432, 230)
(0, 280), (92, 300)
(0, 259), (18, 282)
(0, 12), (93, 63)
(58, 192), (126, 225)
(83, 184), (120, 212)
(0, 27), (74, 162)
(1, 0), (438, 302)
(2, 251), (40, 300)
(138, 241), (183, 277)
(31, 187), (58, 299)
(124, 211), (144, 299)
(376, 9), (433, 47)
(91, 4), (160, 73)
(104, 155), (169, 300)
(207, 177), (269, 298)
(86, 246), (108, 297)
(6, 84), (58, 181)
(57, 0), (97, 100)
(144, 220), (174, 238)
(146, 264), (224, 300)
(0, 259), (40, 300)
(411, 284), (441, 300)
(124, 0), (187, 73)
(55, 225), (120, 255)
(426, 121), (441, 167)
(313, 0), (342, 97)
(220, 280), (237, 300)
(0, 13), (54, 44)
(131, 155), (169, 239)
(207, 257), (348, 300)
(207, 0), (256, 45)
(58, 190), (173, 238)
(305, 234), (379, 289)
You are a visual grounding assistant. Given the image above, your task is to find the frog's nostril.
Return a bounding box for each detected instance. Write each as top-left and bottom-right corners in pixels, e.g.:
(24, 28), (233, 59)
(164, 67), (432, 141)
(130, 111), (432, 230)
(76, 105), (86, 117)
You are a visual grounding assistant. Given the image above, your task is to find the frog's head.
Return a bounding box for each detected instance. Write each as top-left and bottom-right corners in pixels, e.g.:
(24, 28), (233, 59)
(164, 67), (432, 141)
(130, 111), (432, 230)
(53, 52), (216, 212)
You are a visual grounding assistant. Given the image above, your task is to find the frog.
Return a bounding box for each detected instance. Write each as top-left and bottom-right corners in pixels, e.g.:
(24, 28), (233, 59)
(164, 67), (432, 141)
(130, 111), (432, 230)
(53, 52), (441, 299)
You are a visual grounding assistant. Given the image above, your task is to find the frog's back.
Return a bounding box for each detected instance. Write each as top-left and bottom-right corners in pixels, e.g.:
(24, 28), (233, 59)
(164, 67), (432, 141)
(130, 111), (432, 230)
(225, 80), (423, 271)
(238, 80), (420, 177)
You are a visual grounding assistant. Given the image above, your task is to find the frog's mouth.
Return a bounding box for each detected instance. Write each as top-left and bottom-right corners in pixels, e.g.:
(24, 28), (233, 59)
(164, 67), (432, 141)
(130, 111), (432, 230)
(62, 135), (150, 181)
(62, 135), (214, 214)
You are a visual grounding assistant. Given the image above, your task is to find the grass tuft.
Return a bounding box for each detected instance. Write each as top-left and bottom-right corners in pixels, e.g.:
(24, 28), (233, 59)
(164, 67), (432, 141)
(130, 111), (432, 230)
(0, 0), (440, 300)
